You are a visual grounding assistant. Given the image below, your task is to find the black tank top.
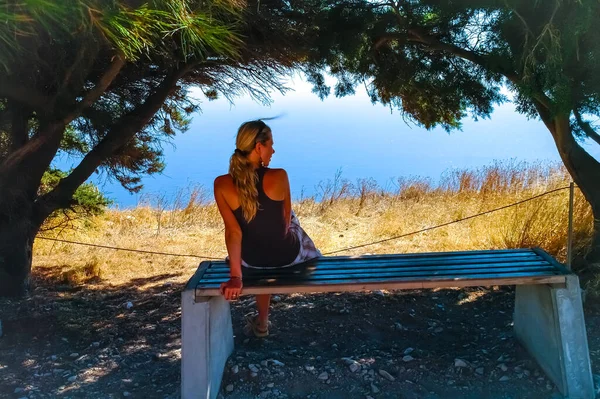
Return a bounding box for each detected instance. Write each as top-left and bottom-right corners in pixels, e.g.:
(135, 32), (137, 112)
(233, 167), (300, 267)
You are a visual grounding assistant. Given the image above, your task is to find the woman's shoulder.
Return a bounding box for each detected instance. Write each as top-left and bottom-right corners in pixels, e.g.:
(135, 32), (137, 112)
(214, 173), (234, 190)
(264, 168), (288, 179)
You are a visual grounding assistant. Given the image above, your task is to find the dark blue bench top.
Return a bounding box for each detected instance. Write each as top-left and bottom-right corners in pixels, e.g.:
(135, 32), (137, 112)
(188, 248), (571, 298)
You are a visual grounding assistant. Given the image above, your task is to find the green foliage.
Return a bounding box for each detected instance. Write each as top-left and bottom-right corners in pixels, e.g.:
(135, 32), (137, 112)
(0, 0), (301, 207)
(0, 0), (242, 71)
(300, 0), (600, 136)
(39, 169), (111, 216)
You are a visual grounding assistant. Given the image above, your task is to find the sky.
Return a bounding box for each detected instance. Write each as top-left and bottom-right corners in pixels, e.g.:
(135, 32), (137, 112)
(60, 75), (600, 208)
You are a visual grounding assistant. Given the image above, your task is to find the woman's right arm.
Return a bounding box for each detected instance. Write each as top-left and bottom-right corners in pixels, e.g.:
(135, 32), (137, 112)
(214, 176), (243, 299)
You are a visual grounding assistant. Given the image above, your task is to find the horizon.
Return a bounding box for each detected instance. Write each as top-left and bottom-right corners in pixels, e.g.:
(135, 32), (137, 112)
(56, 75), (600, 208)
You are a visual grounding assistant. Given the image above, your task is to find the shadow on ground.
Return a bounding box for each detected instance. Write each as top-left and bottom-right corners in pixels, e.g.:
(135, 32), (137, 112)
(1, 264), (599, 399)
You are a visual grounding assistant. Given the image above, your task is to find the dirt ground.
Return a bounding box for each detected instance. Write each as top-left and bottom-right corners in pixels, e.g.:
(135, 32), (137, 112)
(1, 268), (600, 399)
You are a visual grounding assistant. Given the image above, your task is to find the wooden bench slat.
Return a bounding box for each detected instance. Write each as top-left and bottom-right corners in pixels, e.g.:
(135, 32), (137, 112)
(195, 272), (566, 297)
(291, 251), (539, 262)
(201, 259), (552, 279)
(197, 267), (560, 288)
(320, 248), (535, 260)
(205, 252), (541, 272)
(200, 261), (555, 281)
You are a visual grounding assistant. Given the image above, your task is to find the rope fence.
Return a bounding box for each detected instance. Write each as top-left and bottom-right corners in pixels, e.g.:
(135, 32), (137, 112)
(37, 185), (573, 260)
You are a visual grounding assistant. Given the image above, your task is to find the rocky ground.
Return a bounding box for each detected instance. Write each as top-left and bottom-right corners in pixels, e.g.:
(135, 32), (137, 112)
(1, 271), (600, 399)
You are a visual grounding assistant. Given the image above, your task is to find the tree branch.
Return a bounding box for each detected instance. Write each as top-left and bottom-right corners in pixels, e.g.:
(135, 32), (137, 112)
(61, 54), (126, 126)
(574, 108), (600, 146)
(373, 28), (556, 113)
(60, 46), (88, 94)
(36, 66), (190, 218)
(9, 105), (29, 153)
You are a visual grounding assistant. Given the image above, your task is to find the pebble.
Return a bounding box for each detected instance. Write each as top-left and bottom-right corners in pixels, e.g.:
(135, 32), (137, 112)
(14, 388), (25, 394)
(498, 364), (508, 372)
(454, 359), (468, 368)
(403, 347), (414, 355)
(499, 376), (510, 382)
(272, 296), (282, 303)
(349, 363), (360, 373)
(402, 355), (414, 362)
(123, 391), (131, 397)
(69, 353), (79, 358)
(50, 355), (57, 361)
(91, 342), (100, 348)
(370, 383), (380, 394)
(68, 376), (77, 382)
(304, 365), (314, 372)
(475, 367), (484, 375)
(249, 364), (259, 373)
(393, 322), (406, 330)
(231, 365), (239, 374)
(125, 302), (133, 309)
(261, 360), (269, 367)
(251, 372), (258, 378)
(271, 359), (285, 367)
(226, 384), (234, 392)
(267, 383), (275, 388)
(317, 371), (329, 380)
(373, 290), (385, 297)
(378, 369), (395, 381)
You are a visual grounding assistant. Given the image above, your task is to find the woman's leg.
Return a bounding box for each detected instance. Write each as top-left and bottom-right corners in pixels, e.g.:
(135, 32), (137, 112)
(256, 294), (271, 330)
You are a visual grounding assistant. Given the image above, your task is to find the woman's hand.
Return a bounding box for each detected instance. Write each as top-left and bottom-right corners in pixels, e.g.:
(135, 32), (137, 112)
(220, 276), (243, 301)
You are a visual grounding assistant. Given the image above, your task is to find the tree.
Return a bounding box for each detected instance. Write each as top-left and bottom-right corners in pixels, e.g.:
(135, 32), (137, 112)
(297, 0), (600, 262)
(0, 0), (303, 297)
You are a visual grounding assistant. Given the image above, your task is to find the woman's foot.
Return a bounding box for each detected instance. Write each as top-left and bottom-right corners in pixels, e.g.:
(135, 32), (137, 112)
(243, 314), (270, 338)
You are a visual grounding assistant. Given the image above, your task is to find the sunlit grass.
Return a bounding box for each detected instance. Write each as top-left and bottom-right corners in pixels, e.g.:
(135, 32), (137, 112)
(33, 160), (594, 290)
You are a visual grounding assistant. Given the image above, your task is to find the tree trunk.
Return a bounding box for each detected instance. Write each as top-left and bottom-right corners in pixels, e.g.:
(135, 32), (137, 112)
(0, 202), (38, 297)
(551, 115), (600, 263)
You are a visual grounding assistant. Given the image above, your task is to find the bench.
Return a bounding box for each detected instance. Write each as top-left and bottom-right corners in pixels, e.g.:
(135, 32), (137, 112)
(181, 248), (594, 399)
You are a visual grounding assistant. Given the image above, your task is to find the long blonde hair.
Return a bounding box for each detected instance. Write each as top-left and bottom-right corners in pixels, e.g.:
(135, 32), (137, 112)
(229, 120), (272, 222)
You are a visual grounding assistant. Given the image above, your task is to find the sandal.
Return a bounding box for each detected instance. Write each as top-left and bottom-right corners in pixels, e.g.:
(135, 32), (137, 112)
(243, 314), (270, 338)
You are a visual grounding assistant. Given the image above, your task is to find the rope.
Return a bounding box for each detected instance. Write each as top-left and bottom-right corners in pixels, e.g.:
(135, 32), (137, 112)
(35, 236), (223, 260)
(323, 185), (570, 255)
(36, 185), (571, 259)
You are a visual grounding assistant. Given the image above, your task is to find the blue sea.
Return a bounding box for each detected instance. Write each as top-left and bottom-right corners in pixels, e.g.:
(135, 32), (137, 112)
(57, 77), (600, 208)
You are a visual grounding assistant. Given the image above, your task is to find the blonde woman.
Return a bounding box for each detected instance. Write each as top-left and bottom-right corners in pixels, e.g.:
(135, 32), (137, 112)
(214, 120), (320, 337)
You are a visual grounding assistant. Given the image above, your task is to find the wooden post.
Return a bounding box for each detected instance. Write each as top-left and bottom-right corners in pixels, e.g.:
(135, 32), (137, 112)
(567, 182), (574, 270)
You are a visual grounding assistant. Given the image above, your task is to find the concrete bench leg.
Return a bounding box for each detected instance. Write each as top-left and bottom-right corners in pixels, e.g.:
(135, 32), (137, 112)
(181, 292), (234, 399)
(514, 275), (594, 399)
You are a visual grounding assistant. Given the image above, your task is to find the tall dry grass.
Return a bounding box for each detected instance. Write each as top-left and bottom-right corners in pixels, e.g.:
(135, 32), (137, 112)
(33, 161), (595, 291)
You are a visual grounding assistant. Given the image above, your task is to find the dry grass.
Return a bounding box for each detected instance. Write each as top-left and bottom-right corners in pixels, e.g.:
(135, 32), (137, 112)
(33, 161), (595, 290)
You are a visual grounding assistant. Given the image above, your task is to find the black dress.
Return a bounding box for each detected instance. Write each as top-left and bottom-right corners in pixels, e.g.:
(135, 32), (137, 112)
(233, 167), (300, 268)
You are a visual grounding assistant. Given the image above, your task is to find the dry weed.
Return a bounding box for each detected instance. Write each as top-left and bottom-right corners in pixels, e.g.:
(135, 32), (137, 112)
(34, 161), (595, 291)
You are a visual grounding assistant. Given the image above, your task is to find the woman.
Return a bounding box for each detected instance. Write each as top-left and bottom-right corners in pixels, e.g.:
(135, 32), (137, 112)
(214, 120), (320, 337)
